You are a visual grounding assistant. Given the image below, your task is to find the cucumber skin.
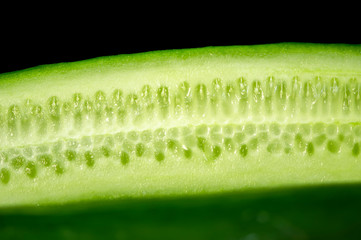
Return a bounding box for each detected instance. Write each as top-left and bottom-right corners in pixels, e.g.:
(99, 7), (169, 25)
(2, 184), (361, 240)
(1, 43), (361, 207)
(1, 42), (360, 104)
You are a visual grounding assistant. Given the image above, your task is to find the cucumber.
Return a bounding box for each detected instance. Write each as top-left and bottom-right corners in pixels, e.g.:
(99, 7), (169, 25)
(0, 42), (361, 207)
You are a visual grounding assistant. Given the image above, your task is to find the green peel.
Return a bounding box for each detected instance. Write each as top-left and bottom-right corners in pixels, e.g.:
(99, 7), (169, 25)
(0, 42), (361, 207)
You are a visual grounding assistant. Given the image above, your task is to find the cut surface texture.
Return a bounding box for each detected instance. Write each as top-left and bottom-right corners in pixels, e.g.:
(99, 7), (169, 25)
(1, 43), (361, 207)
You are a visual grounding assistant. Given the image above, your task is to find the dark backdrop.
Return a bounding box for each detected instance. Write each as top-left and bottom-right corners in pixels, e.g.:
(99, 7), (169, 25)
(1, 21), (360, 75)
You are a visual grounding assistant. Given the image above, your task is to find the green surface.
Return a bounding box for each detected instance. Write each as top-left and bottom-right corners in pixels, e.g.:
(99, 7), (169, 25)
(1, 184), (361, 240)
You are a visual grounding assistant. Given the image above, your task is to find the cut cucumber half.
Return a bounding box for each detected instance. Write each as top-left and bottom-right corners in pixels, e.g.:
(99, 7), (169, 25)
(1, 42), (361, 207)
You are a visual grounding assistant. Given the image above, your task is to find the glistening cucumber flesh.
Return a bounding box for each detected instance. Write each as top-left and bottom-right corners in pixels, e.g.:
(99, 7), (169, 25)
(0, 43), (361, 207)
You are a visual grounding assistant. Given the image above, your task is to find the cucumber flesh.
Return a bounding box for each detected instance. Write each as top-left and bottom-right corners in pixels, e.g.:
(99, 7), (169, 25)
(1, 43), (361, 207)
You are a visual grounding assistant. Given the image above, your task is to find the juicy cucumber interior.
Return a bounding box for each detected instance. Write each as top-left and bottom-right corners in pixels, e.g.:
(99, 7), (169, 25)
(1, 42), (361, 207)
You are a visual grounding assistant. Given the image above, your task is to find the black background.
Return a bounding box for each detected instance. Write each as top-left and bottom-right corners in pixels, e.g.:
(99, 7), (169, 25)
(1, 16), (360, 75)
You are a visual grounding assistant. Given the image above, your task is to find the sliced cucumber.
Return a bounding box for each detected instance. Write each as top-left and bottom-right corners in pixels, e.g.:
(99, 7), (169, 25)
(0, 42), (361, 207)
